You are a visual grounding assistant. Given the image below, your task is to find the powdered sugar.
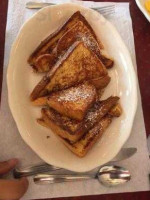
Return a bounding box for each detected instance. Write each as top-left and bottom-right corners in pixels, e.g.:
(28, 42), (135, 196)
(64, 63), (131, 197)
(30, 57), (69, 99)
(81, 35), (98, 51)
(86, 110), (99, 122)
(58, 86), (91, 102)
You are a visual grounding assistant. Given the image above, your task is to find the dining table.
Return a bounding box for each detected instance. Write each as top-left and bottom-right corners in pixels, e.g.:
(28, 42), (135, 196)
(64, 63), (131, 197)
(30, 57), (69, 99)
(0, 0), (150, 199)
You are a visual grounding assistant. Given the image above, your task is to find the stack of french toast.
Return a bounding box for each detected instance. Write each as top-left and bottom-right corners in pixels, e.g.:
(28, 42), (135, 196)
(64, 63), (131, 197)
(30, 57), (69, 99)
(28, 11), (122, 157)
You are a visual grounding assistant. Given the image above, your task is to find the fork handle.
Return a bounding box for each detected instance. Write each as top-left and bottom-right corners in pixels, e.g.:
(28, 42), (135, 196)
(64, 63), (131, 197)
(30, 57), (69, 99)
(26, 2), (55, 9)
(13, 163), (61, 178)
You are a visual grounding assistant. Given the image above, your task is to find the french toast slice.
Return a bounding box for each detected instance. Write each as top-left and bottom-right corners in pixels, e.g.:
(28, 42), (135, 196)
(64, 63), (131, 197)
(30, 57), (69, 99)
(62, 115), (113, 157)
(28, 11), (113, 72)
(38, 115), (113, 157)
(32, 76), (111, 106)
(38, 96), (120, 143)
(28, 11), (83, 67)
(56, 20), (113, 69)
(38, 108), (83, 143)
(34, 20), (113, 72)
(32, 82), (97, 109)
(45, 82), (97, 120)
(30, 42), (108, 101)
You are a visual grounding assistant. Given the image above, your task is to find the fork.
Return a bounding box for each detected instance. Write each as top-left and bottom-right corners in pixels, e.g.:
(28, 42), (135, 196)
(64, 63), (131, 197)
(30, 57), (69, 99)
(26, 2), (115, 16)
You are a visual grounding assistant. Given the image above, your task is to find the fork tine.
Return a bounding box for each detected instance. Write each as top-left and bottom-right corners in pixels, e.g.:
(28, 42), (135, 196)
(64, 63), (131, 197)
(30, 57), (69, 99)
(96, 6), (115, 16)
(102, 11), (115, 16)
(100, 8), (115, 14)
(99, 7), (115, 12)
(94, 5), (115, 9)
(94, 5), (115, 11)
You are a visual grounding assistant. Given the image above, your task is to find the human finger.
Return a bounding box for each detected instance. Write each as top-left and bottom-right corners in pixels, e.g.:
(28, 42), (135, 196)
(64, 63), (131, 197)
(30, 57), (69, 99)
(0, 158), (18, 175)
(0, 177), (29, 200)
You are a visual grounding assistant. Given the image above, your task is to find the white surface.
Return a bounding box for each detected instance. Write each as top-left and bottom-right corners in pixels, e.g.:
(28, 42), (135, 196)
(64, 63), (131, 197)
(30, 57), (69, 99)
(7, 3), (137, 172)
(135, 0), (150, 22)
(0, 1), (150, 199)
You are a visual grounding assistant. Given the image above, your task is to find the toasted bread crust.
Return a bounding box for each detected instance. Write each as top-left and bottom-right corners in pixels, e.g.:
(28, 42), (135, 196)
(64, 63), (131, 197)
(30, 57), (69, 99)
(28, 11), (83, 66)
(28, 11), (113, 72)
(38, 96), (120, 143)
(46, 82), (97, 120)
(45, 96), (119, 133)
(40, 108), (84, 143)
(39, 108), (86, 143)
(108, 103), (122, 117)
(34, 54), (56, 73)
(56, 20), (113, 69)
(30, 42), (107, 101)
(62, 115), (112, 157)
(89, 75), (111, 89)
(39, 115), (112, 157)
(32, 75), (110, 105)
(42, 108), (82, 134)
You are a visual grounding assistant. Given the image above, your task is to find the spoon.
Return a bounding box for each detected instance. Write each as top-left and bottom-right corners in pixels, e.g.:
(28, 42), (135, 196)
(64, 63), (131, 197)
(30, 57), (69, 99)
(34, 165), (131, 186)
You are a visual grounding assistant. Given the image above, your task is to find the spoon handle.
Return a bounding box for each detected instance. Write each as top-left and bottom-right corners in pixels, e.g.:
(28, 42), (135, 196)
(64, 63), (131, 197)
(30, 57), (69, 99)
(34, 174), (95, 184)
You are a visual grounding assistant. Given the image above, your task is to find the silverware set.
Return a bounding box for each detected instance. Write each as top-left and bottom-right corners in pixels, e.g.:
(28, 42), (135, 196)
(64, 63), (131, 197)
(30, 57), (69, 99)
(14, 147), (137, 186)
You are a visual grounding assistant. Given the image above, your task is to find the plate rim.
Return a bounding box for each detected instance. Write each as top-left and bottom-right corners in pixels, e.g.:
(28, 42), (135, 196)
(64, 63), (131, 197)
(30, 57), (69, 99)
(7, 3), (138, 172)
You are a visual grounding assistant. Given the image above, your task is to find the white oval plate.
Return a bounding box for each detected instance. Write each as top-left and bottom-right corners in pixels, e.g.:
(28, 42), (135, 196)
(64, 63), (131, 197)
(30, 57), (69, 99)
(135, 0), (150, 22)
(7, 3), (137, 172)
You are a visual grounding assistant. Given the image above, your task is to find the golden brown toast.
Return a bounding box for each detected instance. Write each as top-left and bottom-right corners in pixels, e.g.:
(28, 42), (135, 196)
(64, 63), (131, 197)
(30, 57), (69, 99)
(37, 96), (120, 143)
(28, 11), (113, 72)
(34, 54), (56, 73)
(89, 75), (111, 90)
(32, 76), (111, 106)
(56, 21), (113, 69)
(28, 11), (83, 67)
(38, 108), (83, 143)
(30, 42), (108, 101)
(38, 115), (113, 157)
(108, 103), (122, 117)
(62, 115), (113, 157)
(44, 82), (97, 120)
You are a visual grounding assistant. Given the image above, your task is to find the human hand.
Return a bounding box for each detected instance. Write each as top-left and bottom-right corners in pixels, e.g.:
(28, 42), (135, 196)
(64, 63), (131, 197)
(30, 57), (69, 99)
(0, 159), (29, 200)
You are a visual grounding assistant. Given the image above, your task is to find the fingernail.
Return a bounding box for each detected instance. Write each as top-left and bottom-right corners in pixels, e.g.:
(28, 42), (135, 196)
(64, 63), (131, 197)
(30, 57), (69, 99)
(8, 158), (19, 165)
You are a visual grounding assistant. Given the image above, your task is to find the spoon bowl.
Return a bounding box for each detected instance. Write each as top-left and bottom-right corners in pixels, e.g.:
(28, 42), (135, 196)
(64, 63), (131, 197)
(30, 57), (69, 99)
(98, 165), (131, 186)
